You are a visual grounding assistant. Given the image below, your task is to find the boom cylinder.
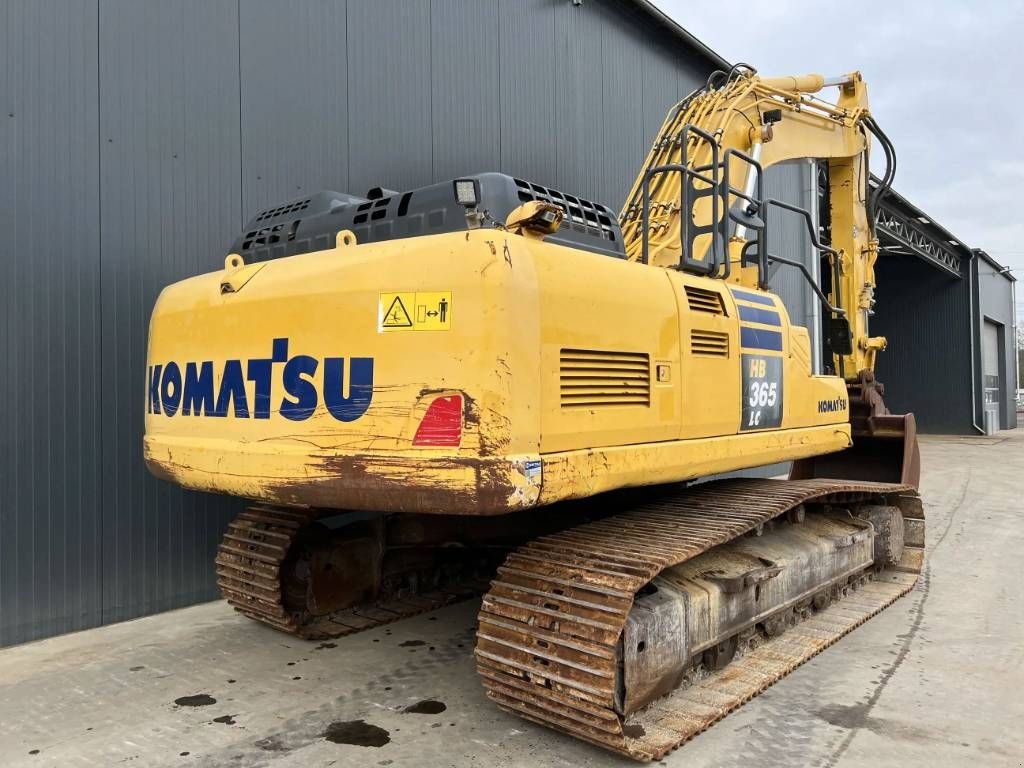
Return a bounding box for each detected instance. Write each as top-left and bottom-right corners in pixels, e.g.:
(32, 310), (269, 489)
(759, 73), (855, 93)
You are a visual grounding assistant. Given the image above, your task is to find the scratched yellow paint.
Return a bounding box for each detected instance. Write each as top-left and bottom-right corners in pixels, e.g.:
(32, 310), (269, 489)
(144, 72), (901, 517)
(378, 291), (452, 332)
(144, 228), (851, 515)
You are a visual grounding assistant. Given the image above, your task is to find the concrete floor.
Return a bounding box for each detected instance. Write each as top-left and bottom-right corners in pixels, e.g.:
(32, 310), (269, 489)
(2, 432), (1023, 768)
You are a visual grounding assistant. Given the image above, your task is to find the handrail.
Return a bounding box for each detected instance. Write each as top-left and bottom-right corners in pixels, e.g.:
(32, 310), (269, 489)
(640, 123), (727, 274)
(722, 147), (765, 282)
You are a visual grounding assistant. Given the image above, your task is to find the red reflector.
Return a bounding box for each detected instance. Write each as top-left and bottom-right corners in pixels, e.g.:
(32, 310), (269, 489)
(412, 395), (463, 447)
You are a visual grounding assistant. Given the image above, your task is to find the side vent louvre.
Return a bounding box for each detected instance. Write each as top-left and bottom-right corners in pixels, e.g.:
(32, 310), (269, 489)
(685, 286), (725, 315)
(560, 349), (650, 408)
(690, 330), (730, 357)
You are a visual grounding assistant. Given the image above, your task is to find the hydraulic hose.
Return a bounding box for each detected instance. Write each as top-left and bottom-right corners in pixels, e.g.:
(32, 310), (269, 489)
(864, 116), (897, 226)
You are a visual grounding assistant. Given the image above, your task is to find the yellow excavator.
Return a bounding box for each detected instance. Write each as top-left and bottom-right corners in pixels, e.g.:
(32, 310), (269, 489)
(145, 65), (924, 760)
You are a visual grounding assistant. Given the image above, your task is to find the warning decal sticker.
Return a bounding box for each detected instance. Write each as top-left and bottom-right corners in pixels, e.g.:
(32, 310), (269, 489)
(378, 291), (452, 332)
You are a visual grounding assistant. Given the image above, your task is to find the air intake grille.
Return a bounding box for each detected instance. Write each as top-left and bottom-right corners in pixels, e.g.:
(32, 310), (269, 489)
(560, 349), (650, 408)
(685, 286), (725, 315)
(690, 330), (730, 357)
(514, 178), (619, 243)
(254, 198), (311, 223)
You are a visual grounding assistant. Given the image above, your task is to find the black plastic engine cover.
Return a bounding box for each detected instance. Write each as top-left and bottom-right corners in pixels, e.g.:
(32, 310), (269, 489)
(230, 172), (625, 263)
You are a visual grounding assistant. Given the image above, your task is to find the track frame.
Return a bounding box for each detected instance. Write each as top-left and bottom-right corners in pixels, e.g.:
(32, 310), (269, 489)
(474, 477), (924, 761)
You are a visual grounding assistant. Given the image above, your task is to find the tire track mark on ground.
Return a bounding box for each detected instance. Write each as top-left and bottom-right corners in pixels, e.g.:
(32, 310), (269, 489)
(819, 471), (971, 768)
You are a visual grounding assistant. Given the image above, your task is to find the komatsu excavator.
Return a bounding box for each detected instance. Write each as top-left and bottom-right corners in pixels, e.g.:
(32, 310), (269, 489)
(145, 66), (924, 760)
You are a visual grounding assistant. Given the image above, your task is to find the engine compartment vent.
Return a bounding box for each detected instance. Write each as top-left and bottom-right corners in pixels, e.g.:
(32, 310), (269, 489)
(231, 173), (626, 264)
(690, 330), (730, 357)
(685, 286), (726, 315)
(514, 178), (619, 244)
(560, 349), (650, 408)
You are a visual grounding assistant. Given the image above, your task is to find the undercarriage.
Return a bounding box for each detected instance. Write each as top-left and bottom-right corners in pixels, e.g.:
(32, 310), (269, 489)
(475, 477), (923, 760)
(215, 474), (923, 761)
(215, 503), (598, 639)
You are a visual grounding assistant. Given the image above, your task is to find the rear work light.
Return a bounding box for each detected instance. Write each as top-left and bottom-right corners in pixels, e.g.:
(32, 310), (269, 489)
(453, 178), (478, 207)
(412, 394), (463, 447)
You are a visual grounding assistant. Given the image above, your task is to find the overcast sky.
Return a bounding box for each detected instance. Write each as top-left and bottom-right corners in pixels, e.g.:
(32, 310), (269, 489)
(658, 0), (1024, 323)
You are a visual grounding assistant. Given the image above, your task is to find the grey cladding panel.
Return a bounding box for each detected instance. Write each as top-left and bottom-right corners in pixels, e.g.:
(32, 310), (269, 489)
(240, 0), (350, 221)
(430, 0), (500, 181)
(554, 4), (606, 202)
(764, 161), (816, 331)
(874, 259), (974, 433)
(98, 0), (243, 626)
(0, 0), (102, 646)
(498, 0), (558, 188)
(982, 320), (999, 375)
(347, 0), (432, 194)
(597, 3), (645, 214)
(640, 47), (682, 149)
(977, 260), (1018, 428)
(1, 0), (731, 646)
(672, 51), (712, 96)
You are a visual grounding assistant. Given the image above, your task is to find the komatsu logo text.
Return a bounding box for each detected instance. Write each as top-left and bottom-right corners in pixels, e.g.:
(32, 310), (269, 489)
(147, 338), (373, 422)
(817, 397), (847, 414)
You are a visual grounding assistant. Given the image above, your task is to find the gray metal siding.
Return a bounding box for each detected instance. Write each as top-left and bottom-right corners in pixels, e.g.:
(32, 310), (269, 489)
(1, 0), (103, 646)
(764, 161), (818, 333)
(873, 258), (975, 433)
(554, 2), (606, 201)
(431, 0), (501, 182)
(97, 0), (243, 626)
(977, 259), (1018, 429)
(1, 0), (722, 645)
(497, 0), (558, 187)
(641, 46), (686, 148)
(239, 0), (351, 219)
(346, 0), (433, 193)
(873, 252), (1017, 435)
(599, 6), (646, 210)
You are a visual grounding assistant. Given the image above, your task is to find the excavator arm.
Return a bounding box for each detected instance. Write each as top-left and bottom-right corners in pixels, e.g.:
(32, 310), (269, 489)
(619, 66), (894, 380)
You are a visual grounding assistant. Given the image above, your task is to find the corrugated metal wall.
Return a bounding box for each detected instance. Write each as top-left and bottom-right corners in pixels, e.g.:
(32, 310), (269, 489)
(2, 0), (103, 646)
(872, 257), (975, 433)
(97, 0), (245, 627)
(1, 0), (723, 646)
(976, 258), (1018, 430)
(235, 0), (711, 220)
(764, 161), (818, 338)
(874, 251), (1021, 435)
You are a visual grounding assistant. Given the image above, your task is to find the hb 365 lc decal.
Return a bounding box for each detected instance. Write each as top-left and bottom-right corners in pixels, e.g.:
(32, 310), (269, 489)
(740, 354), (783, 430)
(147, 338), (373, 422)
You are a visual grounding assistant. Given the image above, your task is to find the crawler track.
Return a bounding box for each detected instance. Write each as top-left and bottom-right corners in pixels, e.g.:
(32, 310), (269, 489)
(215, 506), (484, 640)
(475, 477), (925, 761)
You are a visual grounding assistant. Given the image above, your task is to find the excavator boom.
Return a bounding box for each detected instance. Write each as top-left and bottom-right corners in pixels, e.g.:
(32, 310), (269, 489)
(615, 65), (918, 487)
(621, 67), (888, 379)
